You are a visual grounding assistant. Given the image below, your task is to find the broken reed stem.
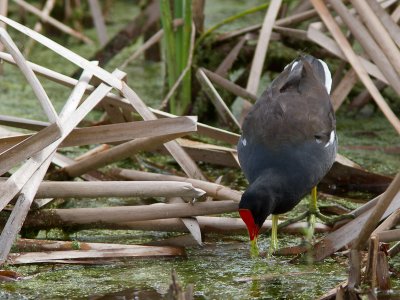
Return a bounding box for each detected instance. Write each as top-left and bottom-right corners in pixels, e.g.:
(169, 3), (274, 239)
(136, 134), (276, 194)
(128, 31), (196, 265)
(372, 208), (400, 236)
(377, 229), (400, 243)
(353, 173), (400, 250)
(0, 67), (105, 212)
(0, 123), (61, 175)
(312, 191), (400, 262)
(0, 181), (205, 199)
(111, 168), (242, 201)
(366, 235), (379, 288)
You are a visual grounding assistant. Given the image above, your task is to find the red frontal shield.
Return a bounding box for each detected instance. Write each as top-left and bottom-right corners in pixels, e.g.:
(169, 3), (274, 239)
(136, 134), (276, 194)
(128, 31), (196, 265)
(239, 209), (259, 241)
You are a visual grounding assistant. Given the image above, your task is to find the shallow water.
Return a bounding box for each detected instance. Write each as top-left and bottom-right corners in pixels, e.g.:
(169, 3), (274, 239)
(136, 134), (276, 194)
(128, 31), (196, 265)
(0, 1), (399, 299)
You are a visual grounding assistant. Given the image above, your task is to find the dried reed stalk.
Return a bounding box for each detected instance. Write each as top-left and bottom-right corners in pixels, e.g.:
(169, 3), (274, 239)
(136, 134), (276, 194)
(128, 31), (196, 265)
(216, 7), (317, 42)
(0, 67), (114, 263)
(0, 51), (239, 147)
(377, 229), (400, 243)
(0, 114), (50, 131)
(169, 138), (239, 168)
(14, 238), (180, 252)
(151, 108), (241, 145)
(121, 82), (206, 180)
(331, 69), (358, 111)
(201, 68), (257, 103)
(307, 27), (388, 84)
(0, 28), (58, 123)
(10, 214), (330, 234)
(215, 35), (247, 77)
(372, 208), (400, 236)
(35, 200), (238, 225)
(328, 0), (400, 96)
(350, 0), (400, 76)
(8, 246), (184, 264)
(352, 173), (400, 250)
(0, 16), (122, 89)
(23, 0), (56, 56)
(313, 190), (400, 261)
(88, 0), (108, 46)
(111, 168), (242, 201)
(13, 0), (93, 45)
(0, 123), (61, 175)
(62, 132), (192, 178)
(246, 0), (282, 95)
(311, 0), (400, 134)
(0, 116), (196, 151)
(365, 0), (400, 47)
(26, 181), (205, 199)
(196, 69), (241, 130)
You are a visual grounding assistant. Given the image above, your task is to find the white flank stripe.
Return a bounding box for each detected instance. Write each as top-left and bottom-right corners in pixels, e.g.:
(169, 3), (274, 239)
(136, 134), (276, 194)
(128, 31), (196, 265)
(325, 130), (335, 148)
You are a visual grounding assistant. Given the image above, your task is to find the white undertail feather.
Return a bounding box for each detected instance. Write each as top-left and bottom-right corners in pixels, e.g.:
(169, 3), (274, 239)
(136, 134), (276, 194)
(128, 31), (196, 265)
(290, 61), (299, 71)
(318, 59), (332, 94)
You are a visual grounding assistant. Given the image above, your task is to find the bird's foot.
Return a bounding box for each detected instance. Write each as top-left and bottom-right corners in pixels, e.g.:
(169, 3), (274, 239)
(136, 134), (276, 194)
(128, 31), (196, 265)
(277, 212), (309, 230)
(311, 210), (355, 226)
(278, 210), (355, 242)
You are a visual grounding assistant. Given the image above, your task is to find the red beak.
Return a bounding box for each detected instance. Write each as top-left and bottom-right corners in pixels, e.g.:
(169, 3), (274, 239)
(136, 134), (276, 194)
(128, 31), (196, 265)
(239, 209), (260, 241)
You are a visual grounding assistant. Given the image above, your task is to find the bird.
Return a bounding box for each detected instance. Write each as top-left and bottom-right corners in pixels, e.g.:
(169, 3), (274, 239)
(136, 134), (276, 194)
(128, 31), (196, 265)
(237, 55), (337, 255)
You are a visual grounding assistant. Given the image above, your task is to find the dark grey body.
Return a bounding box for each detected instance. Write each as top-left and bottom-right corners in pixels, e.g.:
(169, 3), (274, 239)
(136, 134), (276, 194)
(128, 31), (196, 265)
(238, 55), (337, 227)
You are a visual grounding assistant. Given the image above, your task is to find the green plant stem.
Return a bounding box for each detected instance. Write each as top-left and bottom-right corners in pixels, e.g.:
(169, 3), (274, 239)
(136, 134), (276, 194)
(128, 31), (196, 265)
(181, 0), (192, 114)
(196, 3), (270, 48)
(160, 0), (177, 110)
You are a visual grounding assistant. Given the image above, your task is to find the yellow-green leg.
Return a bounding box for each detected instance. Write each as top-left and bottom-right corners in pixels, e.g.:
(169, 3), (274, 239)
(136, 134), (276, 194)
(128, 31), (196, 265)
(250, 238), (259, 257)
(307, 186), (318, 240)
(269, 214), (279, 255)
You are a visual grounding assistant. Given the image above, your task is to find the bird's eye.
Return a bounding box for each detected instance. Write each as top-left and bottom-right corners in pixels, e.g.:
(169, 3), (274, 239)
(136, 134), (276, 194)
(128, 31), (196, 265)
(315, 135), (322, 143)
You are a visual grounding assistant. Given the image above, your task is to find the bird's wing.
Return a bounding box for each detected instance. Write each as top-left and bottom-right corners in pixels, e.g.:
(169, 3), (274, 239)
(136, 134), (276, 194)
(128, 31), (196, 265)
(242, 60), (335, 149)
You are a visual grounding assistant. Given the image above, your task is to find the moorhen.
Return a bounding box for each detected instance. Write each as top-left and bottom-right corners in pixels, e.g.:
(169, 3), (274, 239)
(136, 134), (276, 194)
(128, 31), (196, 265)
(237, 55), (337, 255)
